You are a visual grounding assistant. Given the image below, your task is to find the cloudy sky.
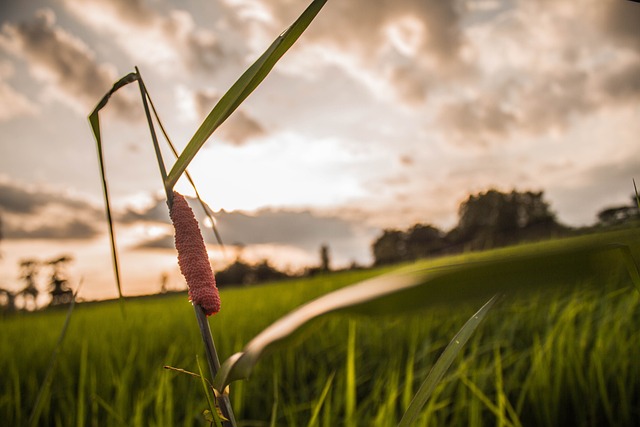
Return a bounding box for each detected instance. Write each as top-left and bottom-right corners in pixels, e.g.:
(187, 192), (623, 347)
(1, 0), (639, 302)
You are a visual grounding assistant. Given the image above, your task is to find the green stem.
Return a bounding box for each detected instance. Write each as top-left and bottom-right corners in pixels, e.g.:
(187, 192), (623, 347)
(194, 305), (237, 426)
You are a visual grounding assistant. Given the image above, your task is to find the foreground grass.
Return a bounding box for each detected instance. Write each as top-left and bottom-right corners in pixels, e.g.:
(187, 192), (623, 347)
(1, 233), (640, 426)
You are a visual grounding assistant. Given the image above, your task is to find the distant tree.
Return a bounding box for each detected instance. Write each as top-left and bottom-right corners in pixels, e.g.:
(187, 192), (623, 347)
(47, 255), (73, 306)
(320, 244), (331, 272)
(451, 189), (559, 249)
(254, 260), (289, 283)
(405, 224), (445, 260)
(372, 230), (406, 265)
(0, 288), (16, 313)
(597, 196), (639, 226)
(18, 259), (39, 310)
(216, 259), (253, 286)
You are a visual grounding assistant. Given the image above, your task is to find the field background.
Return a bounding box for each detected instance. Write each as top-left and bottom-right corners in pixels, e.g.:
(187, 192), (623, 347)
(2, 230), (640, 426)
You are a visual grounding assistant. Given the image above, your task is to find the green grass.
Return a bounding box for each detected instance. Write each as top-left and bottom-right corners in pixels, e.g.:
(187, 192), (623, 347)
(1, 236), (640, 426)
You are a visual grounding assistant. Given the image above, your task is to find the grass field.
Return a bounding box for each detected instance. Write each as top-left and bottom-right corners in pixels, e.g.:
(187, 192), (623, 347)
(2, 232), (640, 426)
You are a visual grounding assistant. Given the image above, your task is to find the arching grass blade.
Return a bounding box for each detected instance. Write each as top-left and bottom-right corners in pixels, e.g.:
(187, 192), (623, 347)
(213, 238), (640, 392)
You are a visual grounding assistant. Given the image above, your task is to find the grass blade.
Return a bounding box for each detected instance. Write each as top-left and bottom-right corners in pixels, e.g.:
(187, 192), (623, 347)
(397, 294), (499, 427)
(307, 372), (335, 427)
(88, 72), (140, 299)
(196, 356), (223, 427)
(28, 292), (78, 426)
(213, 233), (640, 391)
(165, 0), (328, 189)
(345, 321), (356, 427)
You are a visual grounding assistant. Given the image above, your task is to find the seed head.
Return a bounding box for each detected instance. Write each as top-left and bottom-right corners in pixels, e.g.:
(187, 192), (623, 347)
(169, 191), (220, 316)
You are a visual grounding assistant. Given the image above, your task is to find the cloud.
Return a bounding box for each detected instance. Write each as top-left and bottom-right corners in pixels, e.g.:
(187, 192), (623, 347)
(0, 9), (137, 117)
(59, 0), (232, 73)
(0, 61), (38, 121)
(595, 0), (640, 51)
(123, 195), (378, 265)
(6, 218), (100, 240)
(0, 178), (102, 240)
(432, 0), (639, 148)
(192, 89), (266, 145)
(119, 195), (170, 224)
(255, 0), (468, 105)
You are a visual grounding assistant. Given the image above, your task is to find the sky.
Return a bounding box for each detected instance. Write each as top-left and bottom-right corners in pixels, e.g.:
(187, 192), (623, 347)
(1, 0), (639, 303)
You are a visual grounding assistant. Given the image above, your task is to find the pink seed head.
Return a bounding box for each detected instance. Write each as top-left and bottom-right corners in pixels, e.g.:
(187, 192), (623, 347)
(169, 191), (220, 316)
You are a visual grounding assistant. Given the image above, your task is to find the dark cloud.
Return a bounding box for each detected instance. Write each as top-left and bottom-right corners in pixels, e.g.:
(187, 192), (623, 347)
(193, 89), (266, 145)
(596, 0), (640, 51)
(0, 178), (102, 240)
(127, 195), (378, 264)
(135, 234), (174, 250)
(6, 218), (100, 240)
(439, 96), (517, 147)
(262, 0), (466, 105)
(0, 180), (52, 213)
(280, 0), (465, 62)
(59, 0), (230, 73)
(0, 9), (137, 118)
(213, 209), (363, 250)
(119, 196), (170, 224)
(599, 61), (640, 104)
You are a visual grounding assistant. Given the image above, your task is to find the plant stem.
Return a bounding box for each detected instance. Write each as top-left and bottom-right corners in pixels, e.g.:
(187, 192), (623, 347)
(194, 305), (237, 426)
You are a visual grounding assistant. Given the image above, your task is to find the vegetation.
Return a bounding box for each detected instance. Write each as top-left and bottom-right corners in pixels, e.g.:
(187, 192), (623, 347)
(1, 234), (639, 426)
(3, 0), (639, 425)
(373, 188), (639, 266)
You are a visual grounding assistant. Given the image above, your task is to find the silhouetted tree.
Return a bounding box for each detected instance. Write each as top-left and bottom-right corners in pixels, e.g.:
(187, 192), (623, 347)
(597, 196), (639, 226)
(47, 255), (73, 306)
(216, 259), (255, 286)
(451, 189), (559, 249)
(254, 260), (289, 283)
(18, 259), (39, 310)
(320, 244), (331, 272)
(405, 224), (445, 260)
(373, 230), (406, 265)
(0, 288), (16, 313)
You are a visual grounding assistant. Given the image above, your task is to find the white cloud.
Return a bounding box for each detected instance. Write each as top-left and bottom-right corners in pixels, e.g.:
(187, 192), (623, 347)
(0, 63), (38, 120)
(0, 9), (137, 117)
(59, 0), (232, 74)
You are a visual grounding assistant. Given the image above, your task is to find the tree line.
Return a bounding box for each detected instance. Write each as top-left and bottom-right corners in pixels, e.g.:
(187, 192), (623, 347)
(372, 188), (638, 265)
(2, 188), (638, 308)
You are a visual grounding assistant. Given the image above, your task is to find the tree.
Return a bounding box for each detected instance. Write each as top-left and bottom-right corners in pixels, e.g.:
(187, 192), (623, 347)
(18, 259), (39, 310)
(47, 255), (73, 306)
(452, 189), (559, 249)
(320, 244), (331, 272)
(405, 224), (445, 260)
(372, 230), (406, 265)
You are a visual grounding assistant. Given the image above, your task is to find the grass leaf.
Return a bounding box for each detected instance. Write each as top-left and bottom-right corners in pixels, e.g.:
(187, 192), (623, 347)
(397, 294), (499, 427)
(28, 293), (78, 426)
(88, 72), (140, 299)
(212, 234), (640, 392)
(165, 0), (327, 190)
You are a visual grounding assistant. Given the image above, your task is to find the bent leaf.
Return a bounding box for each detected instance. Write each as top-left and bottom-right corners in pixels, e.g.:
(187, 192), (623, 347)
(165, 0), (328, 190)
(213, 236), (640, 391)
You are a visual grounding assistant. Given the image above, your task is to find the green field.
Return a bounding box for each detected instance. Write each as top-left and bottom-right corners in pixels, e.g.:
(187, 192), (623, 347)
(2, 232), (640, 426)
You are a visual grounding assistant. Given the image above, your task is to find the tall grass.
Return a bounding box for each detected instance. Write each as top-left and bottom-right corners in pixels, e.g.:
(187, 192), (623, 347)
(2, 243), (639, 425)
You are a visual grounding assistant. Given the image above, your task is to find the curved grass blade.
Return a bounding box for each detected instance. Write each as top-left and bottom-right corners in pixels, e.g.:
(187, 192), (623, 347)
(213, 237), (640, 391)
(165, 0), (328, 190)
(88, 72), (140, 299)
(397, 294), (499, 427)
